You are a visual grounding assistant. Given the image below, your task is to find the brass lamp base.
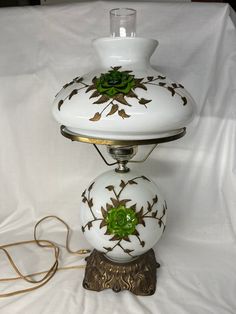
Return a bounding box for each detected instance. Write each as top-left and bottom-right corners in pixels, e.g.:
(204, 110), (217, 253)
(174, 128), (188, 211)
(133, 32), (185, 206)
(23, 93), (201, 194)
(83, 249), (160, 296)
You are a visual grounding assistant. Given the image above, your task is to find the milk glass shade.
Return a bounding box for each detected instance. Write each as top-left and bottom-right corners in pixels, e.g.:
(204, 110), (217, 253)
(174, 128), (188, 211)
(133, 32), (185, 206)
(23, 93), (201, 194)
(52, 33), (194, 140)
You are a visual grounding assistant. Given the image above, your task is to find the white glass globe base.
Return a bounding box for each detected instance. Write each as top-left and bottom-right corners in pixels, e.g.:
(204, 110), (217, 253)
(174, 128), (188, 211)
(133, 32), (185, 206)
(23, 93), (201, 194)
(79, 169), (167, 263)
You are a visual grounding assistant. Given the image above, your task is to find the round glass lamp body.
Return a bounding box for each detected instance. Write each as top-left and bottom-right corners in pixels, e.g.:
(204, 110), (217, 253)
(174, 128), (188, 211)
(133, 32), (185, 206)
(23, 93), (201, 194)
(79, 170), (167, 263)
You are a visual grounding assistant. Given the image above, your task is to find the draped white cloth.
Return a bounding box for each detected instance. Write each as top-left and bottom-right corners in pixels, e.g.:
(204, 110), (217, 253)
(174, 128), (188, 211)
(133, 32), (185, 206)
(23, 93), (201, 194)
(0, 1), (236, 313)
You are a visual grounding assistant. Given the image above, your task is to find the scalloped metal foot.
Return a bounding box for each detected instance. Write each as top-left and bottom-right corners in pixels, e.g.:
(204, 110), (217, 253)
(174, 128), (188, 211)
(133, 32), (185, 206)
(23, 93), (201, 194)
(82, 249), (160, 296)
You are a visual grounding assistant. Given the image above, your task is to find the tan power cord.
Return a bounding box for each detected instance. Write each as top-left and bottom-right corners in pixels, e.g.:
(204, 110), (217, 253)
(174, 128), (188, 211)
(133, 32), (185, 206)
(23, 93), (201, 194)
(0, 215), (90, 298)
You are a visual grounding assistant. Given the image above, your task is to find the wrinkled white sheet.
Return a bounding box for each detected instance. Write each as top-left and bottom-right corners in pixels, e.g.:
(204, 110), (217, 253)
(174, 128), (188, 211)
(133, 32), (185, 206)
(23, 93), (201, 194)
(0, 1), (236, 313)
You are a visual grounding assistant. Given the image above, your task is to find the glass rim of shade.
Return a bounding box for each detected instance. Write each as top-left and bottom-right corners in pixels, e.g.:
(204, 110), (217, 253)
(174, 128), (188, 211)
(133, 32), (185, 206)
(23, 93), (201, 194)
(110, 8), (137, 17)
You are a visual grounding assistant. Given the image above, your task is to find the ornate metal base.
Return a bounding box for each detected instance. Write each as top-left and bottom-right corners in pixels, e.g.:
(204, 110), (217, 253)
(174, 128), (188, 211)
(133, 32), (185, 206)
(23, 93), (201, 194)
(83, 249), (160, 295)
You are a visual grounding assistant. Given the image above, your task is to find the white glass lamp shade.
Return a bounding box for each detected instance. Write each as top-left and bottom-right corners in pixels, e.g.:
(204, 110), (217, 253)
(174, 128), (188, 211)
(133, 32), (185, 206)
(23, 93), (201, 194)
(52, 36), (195, 141)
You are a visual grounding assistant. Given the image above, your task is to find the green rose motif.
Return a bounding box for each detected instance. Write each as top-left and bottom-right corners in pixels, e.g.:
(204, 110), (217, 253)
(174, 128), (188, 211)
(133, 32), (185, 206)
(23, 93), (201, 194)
(105, 205), (138, 238)
(95, 68), (135, 98)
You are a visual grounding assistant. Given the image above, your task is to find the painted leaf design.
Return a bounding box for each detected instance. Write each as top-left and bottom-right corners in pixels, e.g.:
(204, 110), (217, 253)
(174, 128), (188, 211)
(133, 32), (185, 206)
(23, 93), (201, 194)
(101, 206), (107, 218)
(139, 218), (146, 227)
(163, 204), (167, 215)
(182, 96), (187, 106)
(158, 82), (166, 87)
(118, 109), (130, 119)
(119, 180), (126, 189)
(124, 249), (134, 253)
(81, 226), (85, 233)
(63, 78), (77, 89)
(81, 190), (86, 197)
(167, 87), (175, 96)
(130, 204), (137, 211)
(112, 66), (122, 71)
(140, 241), (145, 247)
(115, 94), (131, 106)
(93, 95), (110, 104)
(123, 236), (131, 242)
(86, 84), (96, 92)
(137, 207), (144, 217)
(133, 229), (140, 236)
(127, 90), (138, 98)
(122, 70), (133, 74)
(141, 176), (150, 181)
(139, 98), (152, 105)
(152, 211), (158, 218)
(134, 83), (147, 91)
(88, 198), (93, 208)
(88, 222), (92, 230)
(86, 85), (96, 93)
(106, 104), (118, 116)
(92, 76), (97, 84)
(172, 83), (178, 88)
(110, 235), (120, 241)
(100, 220), (107, 228)
(128, 179), (138, 185)
(82, 197), (87, 203)
(147, 201), (152, 212)
(89, 112), (101, 121)
(63, 83), (70, 89)
(103, 246), (112, 251)
(106, 203), (113, 211)
(119, 199), (131, 206)
(153, 195), (158, 204)
(89, 90), (100, 99)
(105, 185), (114, 191)
(110, 198), (119, 207)
(69, 89), (78, 100)
(75, 77), (83, 83)
(134, 78), (144, 84)
(157, 75), (166, 80)
(88, 182), (95, 192)
(179, 83), (184, 88)
(58, 100), (63, 111)
(158, 220), (162, 228)
(147, 76), (154, 81)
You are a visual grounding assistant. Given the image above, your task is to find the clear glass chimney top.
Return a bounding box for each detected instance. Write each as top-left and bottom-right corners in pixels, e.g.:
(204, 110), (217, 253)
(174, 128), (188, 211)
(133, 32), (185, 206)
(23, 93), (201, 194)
(110, 8), (136, 38)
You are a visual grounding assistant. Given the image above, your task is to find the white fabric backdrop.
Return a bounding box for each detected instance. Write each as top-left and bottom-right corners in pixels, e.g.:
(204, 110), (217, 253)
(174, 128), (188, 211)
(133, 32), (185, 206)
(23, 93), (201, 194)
(0, 1), (236, 313)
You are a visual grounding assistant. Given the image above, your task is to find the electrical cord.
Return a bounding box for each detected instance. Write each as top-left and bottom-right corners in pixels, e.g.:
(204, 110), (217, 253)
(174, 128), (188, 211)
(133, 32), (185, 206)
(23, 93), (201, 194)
(0, 215), (90, 298)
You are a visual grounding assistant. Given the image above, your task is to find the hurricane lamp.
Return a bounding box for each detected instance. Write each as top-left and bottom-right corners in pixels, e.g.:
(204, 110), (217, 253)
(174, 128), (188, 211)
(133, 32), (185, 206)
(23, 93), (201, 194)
(52, 8), (195, 295)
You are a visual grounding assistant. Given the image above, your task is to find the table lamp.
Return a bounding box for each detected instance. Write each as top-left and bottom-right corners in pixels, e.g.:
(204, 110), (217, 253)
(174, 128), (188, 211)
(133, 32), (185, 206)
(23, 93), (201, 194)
(52, 8), (195, 295)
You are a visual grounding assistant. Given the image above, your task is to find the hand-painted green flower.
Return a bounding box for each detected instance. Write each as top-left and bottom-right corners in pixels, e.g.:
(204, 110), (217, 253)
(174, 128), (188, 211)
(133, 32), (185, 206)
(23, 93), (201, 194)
(106, 205), (138, 238)
(95, 69), (135, 98)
